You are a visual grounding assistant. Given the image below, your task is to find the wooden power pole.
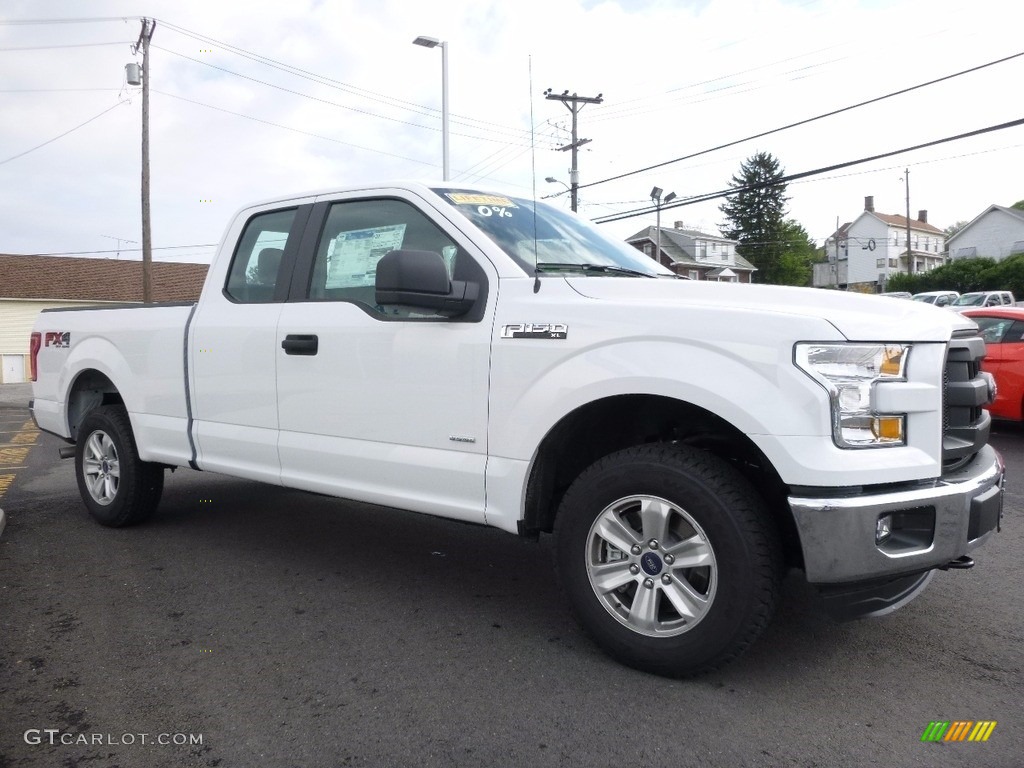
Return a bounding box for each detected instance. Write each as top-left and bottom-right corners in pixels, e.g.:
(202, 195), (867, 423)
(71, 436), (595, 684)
(544, 89), (602, 212)
(133, 19), (156, 302)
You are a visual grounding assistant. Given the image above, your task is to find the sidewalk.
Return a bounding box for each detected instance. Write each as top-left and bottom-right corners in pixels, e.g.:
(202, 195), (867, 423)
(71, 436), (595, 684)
(0, 382), (32, 408)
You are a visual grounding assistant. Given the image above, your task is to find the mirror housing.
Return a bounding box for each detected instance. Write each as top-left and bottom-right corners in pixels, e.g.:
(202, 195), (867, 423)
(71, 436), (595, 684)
(375, 249), (479, 317)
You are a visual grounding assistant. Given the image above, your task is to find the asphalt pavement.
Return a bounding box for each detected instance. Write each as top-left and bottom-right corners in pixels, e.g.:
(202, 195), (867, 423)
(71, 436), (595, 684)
(1, 398), (1021, 767)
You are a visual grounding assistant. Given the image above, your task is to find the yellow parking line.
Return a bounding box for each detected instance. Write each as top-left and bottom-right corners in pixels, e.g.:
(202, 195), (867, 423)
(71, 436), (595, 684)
(0, 474), (15, 496)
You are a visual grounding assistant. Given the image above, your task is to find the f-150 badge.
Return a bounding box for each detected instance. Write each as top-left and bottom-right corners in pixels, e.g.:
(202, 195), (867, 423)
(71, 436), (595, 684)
(500, 323), (568, 340)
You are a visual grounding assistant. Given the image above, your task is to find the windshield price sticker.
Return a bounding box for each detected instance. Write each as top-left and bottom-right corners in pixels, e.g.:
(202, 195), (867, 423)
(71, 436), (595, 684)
(446, 193), (518, 208)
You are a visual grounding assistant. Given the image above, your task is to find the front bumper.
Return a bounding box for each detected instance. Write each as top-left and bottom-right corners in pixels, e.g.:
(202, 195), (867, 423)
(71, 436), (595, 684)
(789, 444), (1003, 585)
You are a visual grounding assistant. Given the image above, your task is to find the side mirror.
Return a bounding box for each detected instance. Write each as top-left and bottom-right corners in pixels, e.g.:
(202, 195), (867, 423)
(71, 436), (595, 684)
(375, 249), (479, 317)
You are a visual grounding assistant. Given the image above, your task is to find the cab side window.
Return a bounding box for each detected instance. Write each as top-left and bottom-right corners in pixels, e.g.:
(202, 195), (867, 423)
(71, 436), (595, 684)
(225, 208), (297, 303)
(308, 198), (478, 319)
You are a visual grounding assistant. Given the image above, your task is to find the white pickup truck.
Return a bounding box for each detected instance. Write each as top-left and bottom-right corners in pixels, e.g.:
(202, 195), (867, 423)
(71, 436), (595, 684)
(30, 182), (1004, 677)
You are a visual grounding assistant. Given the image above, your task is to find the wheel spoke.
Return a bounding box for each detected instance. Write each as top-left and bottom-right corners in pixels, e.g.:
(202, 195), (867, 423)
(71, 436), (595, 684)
(103, 475), (116, 501)
(86, 433), (105, 461)
(628, 585), (659, 633)
(639, 497), (672, 543)
(661, 576), (710, 621)
(83, 458), (103, 474)
(663, 534), (713, 568)
(108, 461), (120, 479)
(87, 473), (106, 500)
(589, 561), (637, 594)
(593, 512), (641, 554)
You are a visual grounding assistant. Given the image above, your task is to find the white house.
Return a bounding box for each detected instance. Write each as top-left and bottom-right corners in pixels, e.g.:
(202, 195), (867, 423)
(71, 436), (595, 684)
(626, 223), (756, 282)
(947, 205), (1024, 261)
(818, 196), (945, 291)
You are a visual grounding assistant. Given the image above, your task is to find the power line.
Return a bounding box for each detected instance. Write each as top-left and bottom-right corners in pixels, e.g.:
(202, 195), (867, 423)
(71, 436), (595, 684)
(151, 89), (438, 167)
(591, 116), (1024, 224)
(23, 244), (216, 257)
(0, 17), (139, 25)
(152, 44), (553, 149)
(0, 41), (131, 51)
(156, 19), (537, 141)
(580, 49), (1024, 191)
(0, 100), (127, 166)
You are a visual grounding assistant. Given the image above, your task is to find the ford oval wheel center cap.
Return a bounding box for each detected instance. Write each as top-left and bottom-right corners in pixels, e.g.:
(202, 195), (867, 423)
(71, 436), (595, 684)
(640, 552), (663, 576)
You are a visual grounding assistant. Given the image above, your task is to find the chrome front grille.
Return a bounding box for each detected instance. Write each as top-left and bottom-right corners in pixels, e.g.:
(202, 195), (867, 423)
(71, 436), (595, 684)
(943, 330), (991, 472)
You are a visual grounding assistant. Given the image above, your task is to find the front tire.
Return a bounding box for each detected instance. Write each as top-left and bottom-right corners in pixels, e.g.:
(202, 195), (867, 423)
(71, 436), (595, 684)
(75, 405), (164, 527)
(553, 444), (782, 677)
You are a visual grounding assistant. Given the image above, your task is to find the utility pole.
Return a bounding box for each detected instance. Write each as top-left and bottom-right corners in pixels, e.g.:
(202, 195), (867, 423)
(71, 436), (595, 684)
(904, 168), (913, 276)
(132, 18), (156, 302)
(544, 89), (602, 212)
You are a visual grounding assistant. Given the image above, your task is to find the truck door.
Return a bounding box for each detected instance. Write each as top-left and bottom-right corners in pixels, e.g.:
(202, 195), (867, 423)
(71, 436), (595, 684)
(189, 204), (310, 484)
(275, 193), (495, 522)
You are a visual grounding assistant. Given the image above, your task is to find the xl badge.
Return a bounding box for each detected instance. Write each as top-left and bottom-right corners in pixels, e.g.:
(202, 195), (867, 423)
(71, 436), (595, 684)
(500, 323), (568, 340)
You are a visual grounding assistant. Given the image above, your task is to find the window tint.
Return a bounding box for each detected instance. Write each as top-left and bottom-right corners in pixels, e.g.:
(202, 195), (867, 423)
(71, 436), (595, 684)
(1004, 320), (1024, 343)
(975, 317), (1013, 344)
(225, 208), (297, 303)
(308, 198), (472, 318)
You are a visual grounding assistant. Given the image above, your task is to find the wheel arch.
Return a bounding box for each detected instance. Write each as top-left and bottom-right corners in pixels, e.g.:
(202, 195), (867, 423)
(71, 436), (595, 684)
(66, 369), (125, 441)
(522, 393), (802, 568)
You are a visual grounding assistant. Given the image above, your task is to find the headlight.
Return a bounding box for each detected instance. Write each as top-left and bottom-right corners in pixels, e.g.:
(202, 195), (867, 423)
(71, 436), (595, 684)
(795, 343), (909, 448)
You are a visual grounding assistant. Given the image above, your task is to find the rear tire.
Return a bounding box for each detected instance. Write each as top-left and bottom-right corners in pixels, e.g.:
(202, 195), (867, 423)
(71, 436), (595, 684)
(553, 443), (782, 677)
(75, 405), (163, 527)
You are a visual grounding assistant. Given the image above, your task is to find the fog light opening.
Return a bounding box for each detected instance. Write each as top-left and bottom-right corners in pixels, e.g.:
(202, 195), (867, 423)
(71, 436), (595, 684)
(876, 513), (893, 544)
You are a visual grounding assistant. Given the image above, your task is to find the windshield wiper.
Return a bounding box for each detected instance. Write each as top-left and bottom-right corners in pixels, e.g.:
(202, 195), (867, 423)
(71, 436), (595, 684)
(535, 262), (657, 278)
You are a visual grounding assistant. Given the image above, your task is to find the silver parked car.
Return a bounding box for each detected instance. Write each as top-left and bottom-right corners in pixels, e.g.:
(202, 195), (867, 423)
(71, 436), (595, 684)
(912, 290), (960, 307)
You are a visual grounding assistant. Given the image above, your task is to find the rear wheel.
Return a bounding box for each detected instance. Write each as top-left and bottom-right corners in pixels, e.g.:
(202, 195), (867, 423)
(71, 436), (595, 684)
(75, 405), (163, 527)
(553, 444), (782, 677)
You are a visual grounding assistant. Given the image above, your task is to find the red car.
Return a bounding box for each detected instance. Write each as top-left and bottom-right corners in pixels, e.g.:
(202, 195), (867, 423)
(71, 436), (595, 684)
(962, 307), (1024, 420)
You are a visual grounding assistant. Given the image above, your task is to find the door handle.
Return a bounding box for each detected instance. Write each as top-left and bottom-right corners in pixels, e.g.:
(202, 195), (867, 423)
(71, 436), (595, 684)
(281, 334), (318, 355)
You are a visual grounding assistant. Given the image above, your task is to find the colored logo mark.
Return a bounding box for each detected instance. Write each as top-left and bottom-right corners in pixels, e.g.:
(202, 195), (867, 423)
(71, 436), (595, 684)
(921, 721), (997, 742)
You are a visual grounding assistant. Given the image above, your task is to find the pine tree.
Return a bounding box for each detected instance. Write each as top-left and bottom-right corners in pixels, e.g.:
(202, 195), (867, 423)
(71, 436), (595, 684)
(719, 152), (790, 284)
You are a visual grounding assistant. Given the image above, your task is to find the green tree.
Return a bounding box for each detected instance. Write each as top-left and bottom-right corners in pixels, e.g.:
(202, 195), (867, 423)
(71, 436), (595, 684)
(720, 152), (789, 284)
(943, 220), (969, 240)
(772, 219), (817, 286)
(1012, 199), (1024, 211)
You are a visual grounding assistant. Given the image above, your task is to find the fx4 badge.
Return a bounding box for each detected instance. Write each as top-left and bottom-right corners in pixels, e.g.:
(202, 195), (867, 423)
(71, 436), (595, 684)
(44, 331), (71, 348)
(501, 323), (568, 340)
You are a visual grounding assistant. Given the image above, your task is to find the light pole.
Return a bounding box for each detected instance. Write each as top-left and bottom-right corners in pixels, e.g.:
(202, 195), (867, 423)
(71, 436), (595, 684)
(650, 187), (676, 266)
(413, 36), (449, 181)
(542, 176), (571, 202)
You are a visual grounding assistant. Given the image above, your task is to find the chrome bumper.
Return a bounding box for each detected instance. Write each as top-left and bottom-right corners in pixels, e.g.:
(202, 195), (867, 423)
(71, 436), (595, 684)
(789, 445), (1004, 585)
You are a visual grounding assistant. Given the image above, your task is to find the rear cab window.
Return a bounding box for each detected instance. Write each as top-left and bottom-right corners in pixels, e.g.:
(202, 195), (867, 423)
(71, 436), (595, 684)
(225, 208), (298, 303)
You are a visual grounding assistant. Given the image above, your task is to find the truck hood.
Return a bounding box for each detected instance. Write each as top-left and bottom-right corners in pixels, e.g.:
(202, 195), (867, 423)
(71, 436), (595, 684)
(564, 278), (977, 342)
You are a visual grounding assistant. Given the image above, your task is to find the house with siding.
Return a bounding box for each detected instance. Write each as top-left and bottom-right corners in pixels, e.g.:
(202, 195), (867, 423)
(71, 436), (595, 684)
(0, 254), (208, 383)
(947, 205), (1024, 261)
(816, 196), (945, 292)
(626, 223), (756, 282)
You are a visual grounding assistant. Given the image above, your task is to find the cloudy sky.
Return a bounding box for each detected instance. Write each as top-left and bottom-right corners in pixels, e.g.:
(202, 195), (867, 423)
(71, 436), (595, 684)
(1, 0), (1020, 264)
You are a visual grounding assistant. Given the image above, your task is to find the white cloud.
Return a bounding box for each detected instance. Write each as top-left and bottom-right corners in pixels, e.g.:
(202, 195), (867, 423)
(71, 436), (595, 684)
(1, 0), (1021, 261)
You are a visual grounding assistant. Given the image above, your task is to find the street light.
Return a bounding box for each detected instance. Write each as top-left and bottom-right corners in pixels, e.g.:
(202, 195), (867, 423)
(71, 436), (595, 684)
(542, 177), (571, 201)
(651, 187), (677, 266)
(413, 35), (449, 181)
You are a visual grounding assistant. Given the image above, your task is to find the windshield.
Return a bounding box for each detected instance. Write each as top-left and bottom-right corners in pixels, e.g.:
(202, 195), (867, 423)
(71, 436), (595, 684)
(912, 294), (936, 304)
(952, 293), (985, 307)
(433, 189), (674, 278)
